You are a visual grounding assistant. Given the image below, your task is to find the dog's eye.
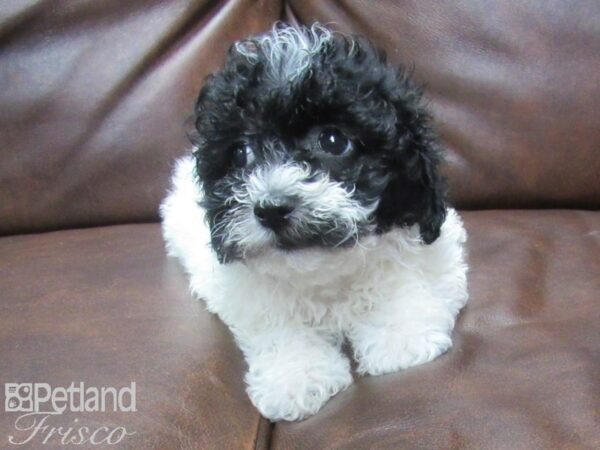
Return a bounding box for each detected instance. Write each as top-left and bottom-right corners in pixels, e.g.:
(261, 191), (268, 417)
(231, 143), (255, 167)
(318, 127), (353, 156)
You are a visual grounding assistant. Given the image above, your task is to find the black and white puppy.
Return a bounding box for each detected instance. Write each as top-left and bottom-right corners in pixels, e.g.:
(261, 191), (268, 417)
(161, 24), (468, 421)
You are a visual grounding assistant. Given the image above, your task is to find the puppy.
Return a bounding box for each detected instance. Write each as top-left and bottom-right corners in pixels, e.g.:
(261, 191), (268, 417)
(161, 24), (468, 421)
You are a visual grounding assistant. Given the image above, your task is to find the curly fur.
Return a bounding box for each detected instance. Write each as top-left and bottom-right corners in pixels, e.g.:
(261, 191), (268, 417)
(161, 24), (468, 421)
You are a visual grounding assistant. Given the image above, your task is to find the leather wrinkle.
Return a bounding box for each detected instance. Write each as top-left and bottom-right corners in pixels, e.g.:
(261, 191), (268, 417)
(61, 0), (223, 166)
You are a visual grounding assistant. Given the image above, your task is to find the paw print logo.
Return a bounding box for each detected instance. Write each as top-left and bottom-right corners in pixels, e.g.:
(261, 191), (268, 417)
(5, 383), (33, 412)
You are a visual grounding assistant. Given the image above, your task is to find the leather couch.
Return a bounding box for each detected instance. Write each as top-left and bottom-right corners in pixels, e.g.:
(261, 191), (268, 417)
(1, 1), (598, 448)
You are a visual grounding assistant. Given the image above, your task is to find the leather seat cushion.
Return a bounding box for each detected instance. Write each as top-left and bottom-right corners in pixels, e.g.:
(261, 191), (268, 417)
(1, 210), (598, 449)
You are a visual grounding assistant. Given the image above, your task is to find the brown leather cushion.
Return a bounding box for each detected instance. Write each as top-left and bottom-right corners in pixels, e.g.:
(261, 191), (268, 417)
(0, 0), (281, 236)
(1, 211), (598, 448)
(0, 224), (267, 449)
(2, 1), (599, 235)
(287, 0), (600, 210)
(273, 210), (600, 449)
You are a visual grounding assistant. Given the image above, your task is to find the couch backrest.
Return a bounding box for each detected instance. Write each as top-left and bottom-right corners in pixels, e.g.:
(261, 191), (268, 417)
(1, 0), (599, 235)
(0, 0), (281, 235)
(288, 0), (600, 210)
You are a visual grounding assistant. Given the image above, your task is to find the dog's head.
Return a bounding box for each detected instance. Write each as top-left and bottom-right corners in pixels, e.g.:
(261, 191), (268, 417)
(193, 24), (446, 263)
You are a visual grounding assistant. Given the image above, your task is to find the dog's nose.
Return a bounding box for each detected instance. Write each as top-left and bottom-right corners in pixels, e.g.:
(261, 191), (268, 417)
(254, 203), (294, 231)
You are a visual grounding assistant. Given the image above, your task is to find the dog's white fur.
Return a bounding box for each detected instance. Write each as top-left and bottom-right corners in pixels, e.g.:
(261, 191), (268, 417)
(235, 23), (334, 82)
(222, 161), (378, 259)
(161, 156), (468, 421)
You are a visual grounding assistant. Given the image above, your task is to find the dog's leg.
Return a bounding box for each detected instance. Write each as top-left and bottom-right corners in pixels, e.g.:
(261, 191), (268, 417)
(348, 210), (468, 376)
(347, 291), (461, 376)
(237, 326), (352, 421)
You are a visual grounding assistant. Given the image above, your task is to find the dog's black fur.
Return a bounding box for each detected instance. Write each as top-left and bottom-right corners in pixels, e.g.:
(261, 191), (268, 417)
(191, 25), (447, 262)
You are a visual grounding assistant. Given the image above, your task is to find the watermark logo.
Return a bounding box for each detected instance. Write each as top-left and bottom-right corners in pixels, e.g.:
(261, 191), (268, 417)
(5, 384), (33, 412)
(4, 382), (137, 446)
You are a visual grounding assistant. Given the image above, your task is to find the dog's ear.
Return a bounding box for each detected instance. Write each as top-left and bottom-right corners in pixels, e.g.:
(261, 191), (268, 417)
(375, 78), (447, 244)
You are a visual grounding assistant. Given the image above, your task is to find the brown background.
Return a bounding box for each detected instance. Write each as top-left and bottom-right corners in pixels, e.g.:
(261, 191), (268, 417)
(2, 0), (598, 235)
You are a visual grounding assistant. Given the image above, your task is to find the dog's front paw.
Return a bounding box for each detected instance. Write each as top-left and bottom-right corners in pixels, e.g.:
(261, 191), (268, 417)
(354, 328), (452, 376)
(245, 348), (352, 421)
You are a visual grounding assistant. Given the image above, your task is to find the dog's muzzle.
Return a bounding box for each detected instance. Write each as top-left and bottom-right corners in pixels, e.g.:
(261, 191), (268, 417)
(217, 162), (377, 258)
